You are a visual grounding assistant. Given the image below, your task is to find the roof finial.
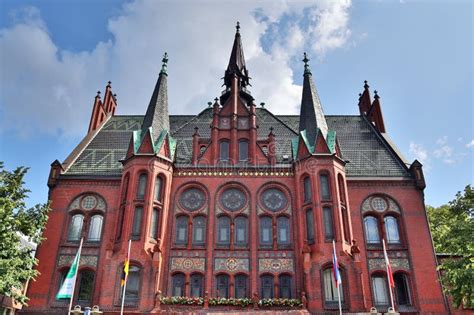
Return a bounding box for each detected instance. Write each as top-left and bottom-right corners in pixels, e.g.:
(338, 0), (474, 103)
(364, 80), (369, 89)
(160, 52), (169, 75)
(374, 90), (379, 99)
(236, 21), (240, 33)
(303, 52), (311, 75)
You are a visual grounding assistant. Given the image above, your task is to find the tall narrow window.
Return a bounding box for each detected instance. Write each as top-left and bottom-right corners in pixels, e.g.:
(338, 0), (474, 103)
(175, 216), (188, 245)
(190, 274), (204, 297)
(261, 275), (274, 299)
(277, 216), (290, 246)
(216, 274), (229, 298)
(154, 176), (163, 202)
(235, 274), (248, 298)
(323, 268), (344, 305)
(239, 140), (249, 161)
(394, 273), (411, 306)
(220, 140), (230, 161)
(341, 207), (350, 243)
(56, 270), (68, 300)
(124, 266), (140, 301)
(320, 174), (331, 200)
(234, 216), (248, 246)
(305, 209), (315, 242)
(338, 174), (346, 203)
(68, 214), (84, 241)
(364, 216), (380, 244)
(150, 208), (159, 240)
(279, 274), (292, 298)
(172, 273), (185, 297)
(77, 270), (95, 302)
(323, 207), (334, 240)
(131, 207), (143, 239)
(303, 177), (312, 203)
(384, 216), (400, 244)
(372, 275), (389, 306)
(88, 215), (103, 242)
(217, 216), (230, 245)
(260, 216), (273, 246)
(192, 216), (206, 245)
(136, 174), (147, 199)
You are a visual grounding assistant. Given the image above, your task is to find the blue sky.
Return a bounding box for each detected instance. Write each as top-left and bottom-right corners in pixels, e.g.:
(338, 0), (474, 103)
(0, 0), (472, 208)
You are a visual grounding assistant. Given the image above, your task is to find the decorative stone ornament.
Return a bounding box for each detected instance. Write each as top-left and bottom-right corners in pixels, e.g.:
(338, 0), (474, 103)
(261, 188), (288, 212)
(179, 188), (206, 211)
(220, 188), (247, 212)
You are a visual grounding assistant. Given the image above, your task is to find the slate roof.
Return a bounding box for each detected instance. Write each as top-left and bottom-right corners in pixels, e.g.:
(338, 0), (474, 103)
(63, 109), (410, 178)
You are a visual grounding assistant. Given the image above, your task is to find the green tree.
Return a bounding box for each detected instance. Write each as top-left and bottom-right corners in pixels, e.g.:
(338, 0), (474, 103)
(427, 185), (474, 309)
(0, 162), (50, 305)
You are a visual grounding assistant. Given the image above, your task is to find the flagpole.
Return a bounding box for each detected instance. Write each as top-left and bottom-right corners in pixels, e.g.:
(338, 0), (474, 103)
(383, 239), (395, 312)
(120, 239), (132, 315)
(333, 240), (342, 315)
(68, 237), (84, 315)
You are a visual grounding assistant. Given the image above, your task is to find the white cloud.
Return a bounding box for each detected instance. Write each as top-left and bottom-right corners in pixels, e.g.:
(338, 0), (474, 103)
(0, 0), (353, 137)
(409, 142), (429, 165)
(466, 140), (474, 148)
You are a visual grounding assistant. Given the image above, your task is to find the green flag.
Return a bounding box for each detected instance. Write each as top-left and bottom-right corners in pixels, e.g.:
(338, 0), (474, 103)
(56, 244), (81, 299)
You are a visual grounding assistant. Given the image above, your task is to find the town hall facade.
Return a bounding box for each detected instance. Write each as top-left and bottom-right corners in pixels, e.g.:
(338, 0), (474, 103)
(24, 24), (447, 314)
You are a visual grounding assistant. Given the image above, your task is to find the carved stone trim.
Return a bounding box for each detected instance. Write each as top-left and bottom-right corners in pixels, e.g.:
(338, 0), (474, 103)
(170, 257), (205, 272)
(58, 255), (98, 268)
(258, 258), (294, 273)
(214, 258), (249, 272)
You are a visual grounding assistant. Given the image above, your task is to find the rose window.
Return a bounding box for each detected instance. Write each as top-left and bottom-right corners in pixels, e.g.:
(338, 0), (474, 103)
(371, 197), (388, 212)
(179, 188), (206, 211)
(261, 188), (287, 212)
(81, 195), (97, 210)
(220, 188), (246, 212)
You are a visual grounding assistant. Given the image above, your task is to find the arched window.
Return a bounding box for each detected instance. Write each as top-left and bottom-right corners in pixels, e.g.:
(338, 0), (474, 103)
(124, 265), (140, 301)
(220, 140), (230, 161)
(154, 176), (163, 202)
(192, 216), (206, 245)
(260, 216), (273, 246)
(277, 216), (290, 246)
(260, 275), (274, 299)
(235, 274), (248, 298)
(394, 273), (411, 306)
(323, 207), (334, 240)
(190, 273), (204, 297)
(384, 216), (400, 244)
(364, 216), (380, 244)
(68, 214), (84, 241)
(323, 267), (344, 305)
(172, 273), (185, 297)
(279, 274), (292, 298)
(175, 216), (188, 245)
(216, 274), (229, 298)
(150, 208), (159, 240)
(136, 174), (147, 199)
(320, 174), (331, 200)
(234, 216), (248, 246)
(217, 216), (230, 245)
(305, 209), (315, 242)
(77, 270), (95, 302)
(371, 274), (389, 306)
(303, 176), (312, 203)
(239, 140), (249, 161)
(131, 206), (143, 239)
(88, 214), (103, 242)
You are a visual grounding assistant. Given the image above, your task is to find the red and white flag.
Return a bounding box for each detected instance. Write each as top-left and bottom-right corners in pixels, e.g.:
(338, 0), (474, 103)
(383, 239), (395, 287)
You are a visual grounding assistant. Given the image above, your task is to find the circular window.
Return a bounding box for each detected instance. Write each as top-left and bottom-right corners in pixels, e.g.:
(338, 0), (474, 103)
(81, 195), (97, 210)
(220, 188), (247, 212)
(261, 188), (288, 212)
(371, 197), (388, 212)
(179, 188), (206, 211)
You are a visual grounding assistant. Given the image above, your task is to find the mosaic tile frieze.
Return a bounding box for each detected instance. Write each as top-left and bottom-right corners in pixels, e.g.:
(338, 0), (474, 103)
(58, 255), (98, 267)
(214, 258), (249, 272)
(259, 258), (294, 273)
(170, 257), (205, 271)
(368, 258), (410, 271)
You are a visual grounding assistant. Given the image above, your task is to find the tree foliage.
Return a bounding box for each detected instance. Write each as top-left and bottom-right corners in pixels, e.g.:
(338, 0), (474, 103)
(427, 185), (474, 309)
(0, 162), (50, 305)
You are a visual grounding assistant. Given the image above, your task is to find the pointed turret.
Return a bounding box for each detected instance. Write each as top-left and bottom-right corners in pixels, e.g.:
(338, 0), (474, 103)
(224, 22), (250, 89)
(299, 52), (328, 145)
(358, 80), (371, 115)
(141, 53), (170, 142)
(367, 90), (386, 133)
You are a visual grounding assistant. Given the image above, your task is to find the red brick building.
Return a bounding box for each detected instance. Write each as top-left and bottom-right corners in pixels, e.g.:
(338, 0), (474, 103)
(24, 25), (448, 314)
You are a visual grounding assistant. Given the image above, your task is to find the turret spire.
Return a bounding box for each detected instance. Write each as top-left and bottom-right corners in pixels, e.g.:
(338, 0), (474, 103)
(141, 52), (170, 142)
(224, 22), (250, 89)
(299, 52), (328, 145)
